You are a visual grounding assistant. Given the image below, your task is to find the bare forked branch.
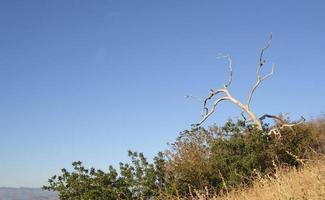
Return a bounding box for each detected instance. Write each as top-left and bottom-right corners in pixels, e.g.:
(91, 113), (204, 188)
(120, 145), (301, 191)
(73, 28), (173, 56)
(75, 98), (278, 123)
(198, 96), (229, 125)
(203, 89), (226, 115)
(197, 36), (274, 129)
(247, 33), (275, 108)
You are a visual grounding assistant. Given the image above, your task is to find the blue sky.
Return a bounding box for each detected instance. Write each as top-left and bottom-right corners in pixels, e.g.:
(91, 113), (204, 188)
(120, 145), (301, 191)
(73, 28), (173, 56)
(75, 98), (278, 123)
(0, 0), (324, 187)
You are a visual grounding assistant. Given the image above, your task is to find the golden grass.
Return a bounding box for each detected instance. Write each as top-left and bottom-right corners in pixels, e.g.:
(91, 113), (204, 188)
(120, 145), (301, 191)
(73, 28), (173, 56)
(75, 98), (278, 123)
(160, 158), (325, 200)
(213, 160), (324, 200)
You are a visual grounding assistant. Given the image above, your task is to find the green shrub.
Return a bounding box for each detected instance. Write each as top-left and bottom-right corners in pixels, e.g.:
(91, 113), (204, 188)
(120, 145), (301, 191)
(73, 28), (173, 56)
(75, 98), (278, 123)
(43, 151), (166, 200)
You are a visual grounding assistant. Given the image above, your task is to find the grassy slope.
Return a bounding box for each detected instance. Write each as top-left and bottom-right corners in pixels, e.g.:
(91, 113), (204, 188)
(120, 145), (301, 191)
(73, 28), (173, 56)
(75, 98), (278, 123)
(200, 159), (325, 200)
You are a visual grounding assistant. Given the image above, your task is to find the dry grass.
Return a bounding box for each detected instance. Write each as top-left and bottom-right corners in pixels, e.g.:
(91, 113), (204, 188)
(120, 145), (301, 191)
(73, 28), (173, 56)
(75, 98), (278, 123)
(211, 159), (324, 200)
(159, 158), (325, 200)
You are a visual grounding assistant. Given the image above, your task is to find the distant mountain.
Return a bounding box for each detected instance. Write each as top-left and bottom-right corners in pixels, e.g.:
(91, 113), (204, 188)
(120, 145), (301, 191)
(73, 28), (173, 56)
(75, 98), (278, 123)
(0, 187), (58, 200)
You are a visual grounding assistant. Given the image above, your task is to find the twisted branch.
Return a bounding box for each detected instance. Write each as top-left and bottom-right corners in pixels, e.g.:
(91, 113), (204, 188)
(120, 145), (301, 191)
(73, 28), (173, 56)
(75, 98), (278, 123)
(198, 96), (229, 125)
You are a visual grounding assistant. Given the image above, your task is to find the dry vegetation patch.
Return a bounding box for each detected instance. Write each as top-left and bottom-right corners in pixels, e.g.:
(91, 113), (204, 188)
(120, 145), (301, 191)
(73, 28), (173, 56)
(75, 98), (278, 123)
(168, 158), (325, 200)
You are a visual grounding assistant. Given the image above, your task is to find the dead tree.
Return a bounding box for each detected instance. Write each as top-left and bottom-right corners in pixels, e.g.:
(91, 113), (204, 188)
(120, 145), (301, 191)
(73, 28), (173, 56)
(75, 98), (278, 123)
(196, 34), (304, 134)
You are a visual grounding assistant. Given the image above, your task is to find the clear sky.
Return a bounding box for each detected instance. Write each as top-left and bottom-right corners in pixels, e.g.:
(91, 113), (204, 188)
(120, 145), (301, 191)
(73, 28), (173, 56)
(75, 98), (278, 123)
(0, 0), (324, 187)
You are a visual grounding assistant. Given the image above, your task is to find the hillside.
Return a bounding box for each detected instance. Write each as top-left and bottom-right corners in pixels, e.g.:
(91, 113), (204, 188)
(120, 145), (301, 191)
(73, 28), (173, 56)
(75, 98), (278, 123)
(0, 188), (58, 200)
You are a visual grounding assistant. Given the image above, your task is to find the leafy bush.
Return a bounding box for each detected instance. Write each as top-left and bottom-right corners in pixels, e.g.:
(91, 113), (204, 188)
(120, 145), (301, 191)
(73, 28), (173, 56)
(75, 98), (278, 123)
(43, 151), (166, 200)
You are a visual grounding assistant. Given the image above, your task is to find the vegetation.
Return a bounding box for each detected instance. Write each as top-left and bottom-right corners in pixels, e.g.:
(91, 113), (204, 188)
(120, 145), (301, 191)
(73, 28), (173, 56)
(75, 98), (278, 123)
(166, 157), (325, 200)
(43, 151), (165, 199)
(43, 117), (325, 200)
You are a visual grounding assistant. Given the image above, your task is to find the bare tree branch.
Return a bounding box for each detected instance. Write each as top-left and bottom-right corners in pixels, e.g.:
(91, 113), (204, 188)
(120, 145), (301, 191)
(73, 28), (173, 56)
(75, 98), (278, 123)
(203, 89), (226, 115)
(280, 116), (305, 128)
(198, 96), (229, 126)
(259, 114), (286, 124)
(247, 33), (275, 108)
(267, 116), (306, 137)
